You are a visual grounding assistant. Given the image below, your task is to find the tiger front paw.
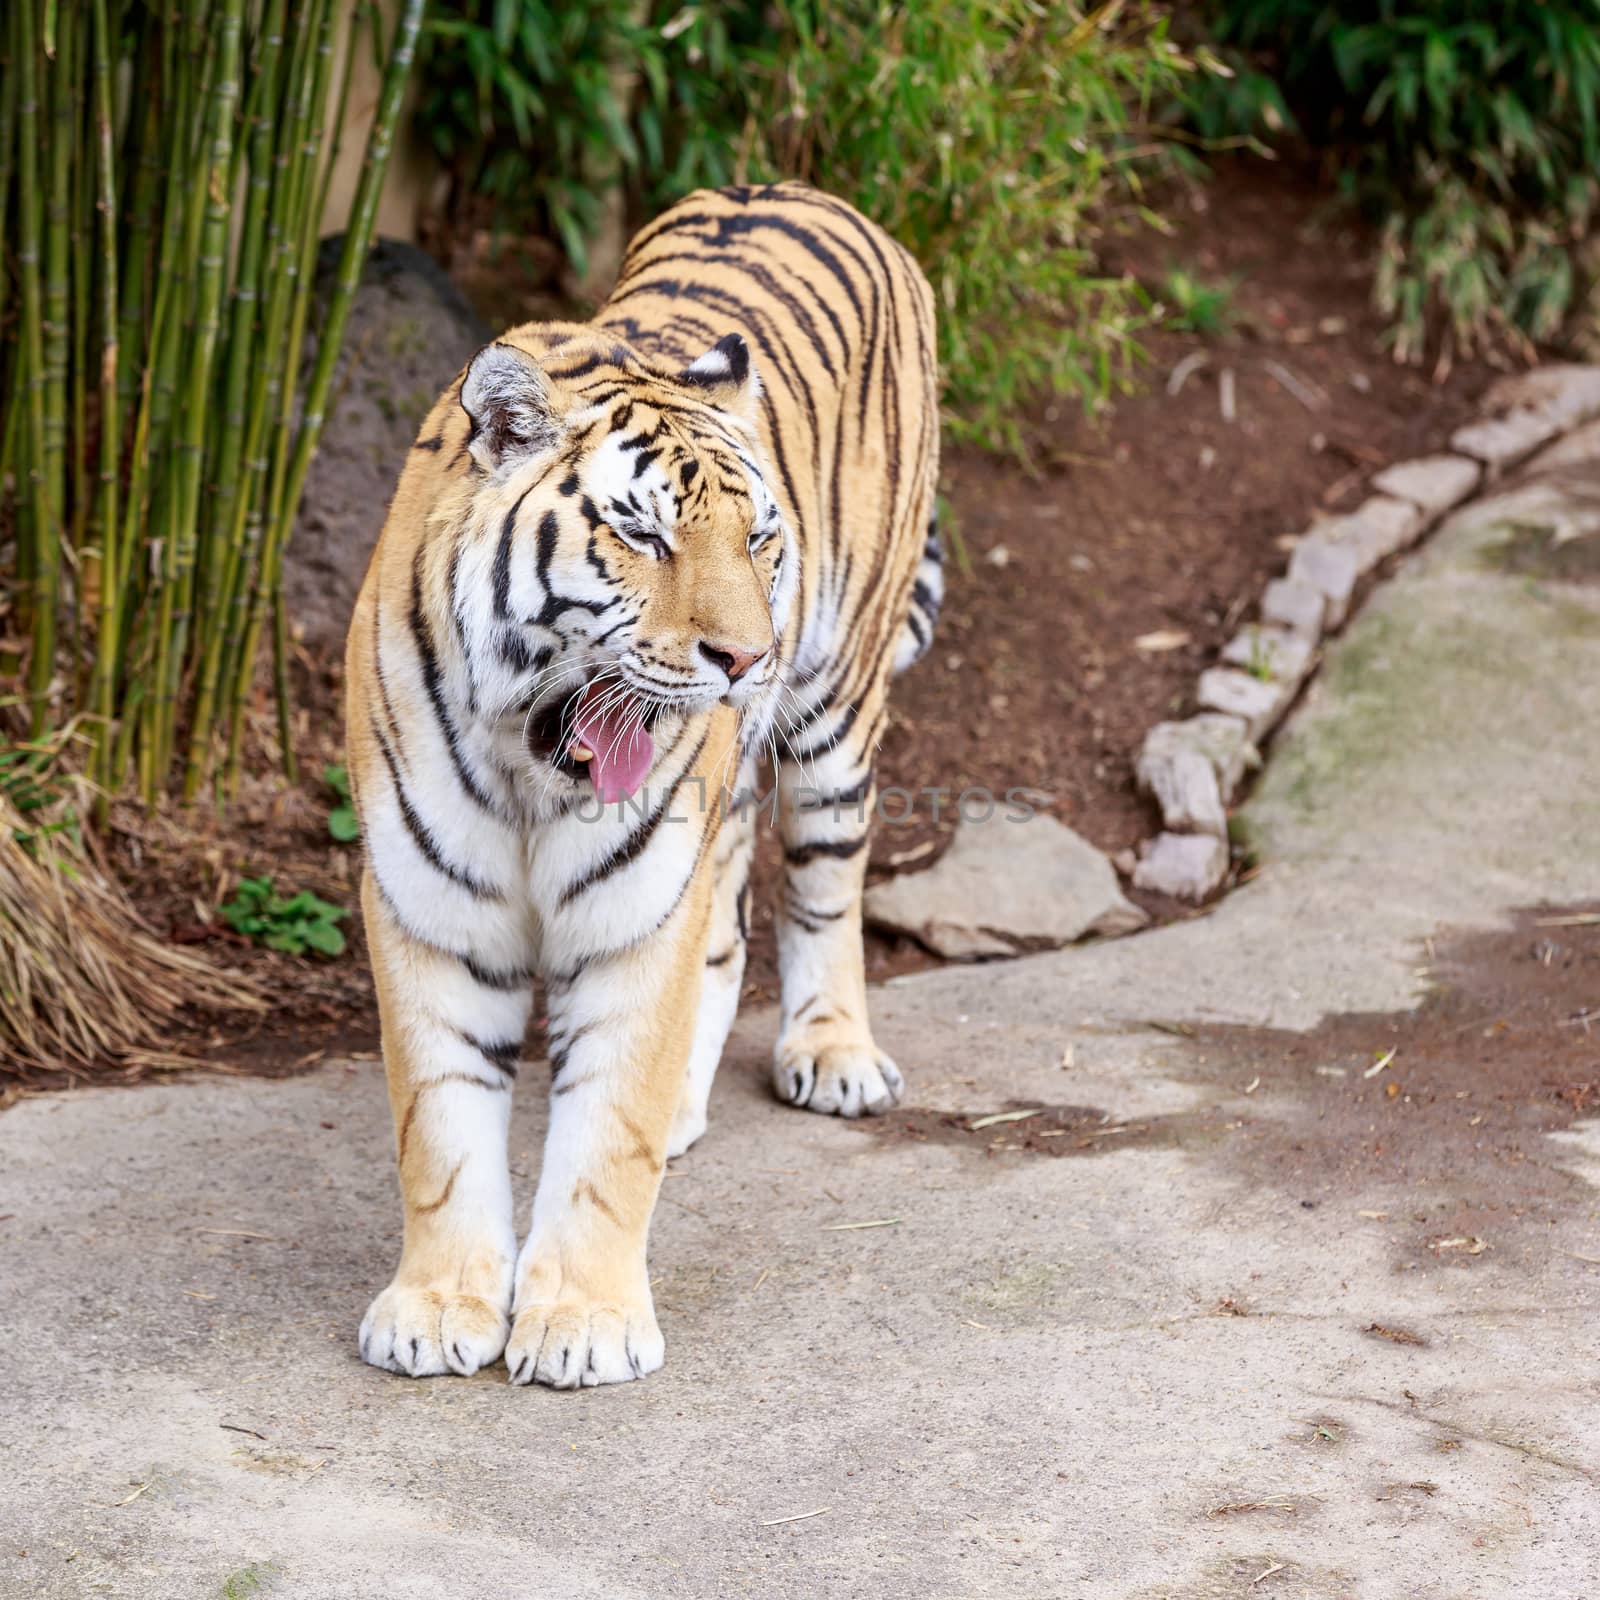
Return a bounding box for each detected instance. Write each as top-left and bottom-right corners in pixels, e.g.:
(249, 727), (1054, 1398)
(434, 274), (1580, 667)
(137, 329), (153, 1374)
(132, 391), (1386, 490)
(772, 1033), (904, 1117)
(505, 1292), (664, 1389)
(358, 1283), (510, 1378)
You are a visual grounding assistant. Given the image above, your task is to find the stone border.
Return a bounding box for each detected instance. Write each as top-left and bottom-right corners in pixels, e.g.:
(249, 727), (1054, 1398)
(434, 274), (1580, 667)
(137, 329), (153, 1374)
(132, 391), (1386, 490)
(1127, 364), (1600, 902)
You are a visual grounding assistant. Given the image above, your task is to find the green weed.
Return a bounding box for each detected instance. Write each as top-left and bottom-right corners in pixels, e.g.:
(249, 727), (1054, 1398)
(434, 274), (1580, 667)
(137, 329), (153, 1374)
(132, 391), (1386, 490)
(219, 877), (349, 958)
(1160, 268), (1241, 336)
(221, 1563), (281, 1600)
(323, 764), (359, 844)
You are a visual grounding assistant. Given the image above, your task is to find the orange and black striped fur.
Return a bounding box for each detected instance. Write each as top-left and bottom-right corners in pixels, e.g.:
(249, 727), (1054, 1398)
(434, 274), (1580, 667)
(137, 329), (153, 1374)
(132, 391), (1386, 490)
(345, 183), (940, 1386)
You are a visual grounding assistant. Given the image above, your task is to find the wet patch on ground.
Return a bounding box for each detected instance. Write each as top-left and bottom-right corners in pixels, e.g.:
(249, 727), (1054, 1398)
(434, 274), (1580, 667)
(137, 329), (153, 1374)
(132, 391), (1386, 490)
(1172, 904), (1600, 1272)
(857, 1099), (1211, 1159)
(864, 906), (1600, 1274)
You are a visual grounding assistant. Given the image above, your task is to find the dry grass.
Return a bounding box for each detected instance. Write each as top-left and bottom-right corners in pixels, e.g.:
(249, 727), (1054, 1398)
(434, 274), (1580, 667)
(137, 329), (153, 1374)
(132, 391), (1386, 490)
(0, 788), (264, 1083)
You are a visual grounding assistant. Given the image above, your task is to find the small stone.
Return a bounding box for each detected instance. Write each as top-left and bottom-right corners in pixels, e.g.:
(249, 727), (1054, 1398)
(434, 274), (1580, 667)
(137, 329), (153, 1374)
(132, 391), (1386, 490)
(1451, 410), (1561, 476)
(1319, 495), (1426, 572)
(1370, 454), (1482, 518)
(1112, 848), (1137, 878)
(1137, 740), (1224, 839)
(1524, 417), (1600, 472)
(985, 543), (1012, 568)
(1260, 577), (1326, 636)
(1140, 713), (1259, 805)
(1287, 534), (1361, 629)
(864, 813), (1147, 960)
(1220, 625), (1315, 687)
(1132, 832), (1230, 902)
(1195, 667), (1295, 744)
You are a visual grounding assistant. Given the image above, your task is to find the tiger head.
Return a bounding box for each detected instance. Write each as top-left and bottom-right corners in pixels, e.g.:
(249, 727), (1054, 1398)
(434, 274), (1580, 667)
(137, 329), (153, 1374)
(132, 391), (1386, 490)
(456, 332), (796, 802)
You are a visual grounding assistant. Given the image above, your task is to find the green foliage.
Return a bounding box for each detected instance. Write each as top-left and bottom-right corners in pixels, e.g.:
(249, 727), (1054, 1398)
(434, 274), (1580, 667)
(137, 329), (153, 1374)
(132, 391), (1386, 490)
(219, 876), (349, 958)
(415, 0), (1190, 454)
(762, 1), (1186, 456)
(323, 763), (359, 843)
(415, 0), (772, 280)
(1191, 1), (1600, 362)
(1160, 267), (1241, 336)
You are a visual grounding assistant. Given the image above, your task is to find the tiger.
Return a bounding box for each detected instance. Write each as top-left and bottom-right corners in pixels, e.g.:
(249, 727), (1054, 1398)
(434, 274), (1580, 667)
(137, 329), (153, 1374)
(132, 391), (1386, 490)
(343, 181), (942, 1388)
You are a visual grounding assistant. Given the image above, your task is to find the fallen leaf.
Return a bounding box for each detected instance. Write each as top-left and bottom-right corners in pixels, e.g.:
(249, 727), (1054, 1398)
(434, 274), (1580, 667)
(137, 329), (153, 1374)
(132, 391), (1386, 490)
(1133, 629), (1190, 654)
(968, 1108), (1042, 1131)
(1365, 1322), (1427, 1346)
(1364, 1047), (1397, 1079)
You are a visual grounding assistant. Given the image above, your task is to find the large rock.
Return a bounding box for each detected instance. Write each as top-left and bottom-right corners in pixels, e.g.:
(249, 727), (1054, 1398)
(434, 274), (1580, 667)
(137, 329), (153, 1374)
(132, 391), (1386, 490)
(283, 238), (491, 658)
(864, 812), (1146, 959)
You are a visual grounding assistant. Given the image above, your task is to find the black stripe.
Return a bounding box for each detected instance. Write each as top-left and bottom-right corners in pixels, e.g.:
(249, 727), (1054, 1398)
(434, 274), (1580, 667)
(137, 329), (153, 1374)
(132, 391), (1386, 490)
(409, 549), (501, 814)
(458, 1029), (521, 1078)
(784, 834), (868, 867)
(463, 954), (534, 991)
(493, 487), (533, 619)
(795, 772), (873, 811)
(371, 717), (505, 900)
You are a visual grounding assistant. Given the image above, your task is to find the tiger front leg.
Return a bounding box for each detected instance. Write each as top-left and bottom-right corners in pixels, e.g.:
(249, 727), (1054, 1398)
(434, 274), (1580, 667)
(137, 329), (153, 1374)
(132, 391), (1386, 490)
(507, 886), (710, 1388)
(771, 730), (903, 1118)
(357, 875), (534, 1378)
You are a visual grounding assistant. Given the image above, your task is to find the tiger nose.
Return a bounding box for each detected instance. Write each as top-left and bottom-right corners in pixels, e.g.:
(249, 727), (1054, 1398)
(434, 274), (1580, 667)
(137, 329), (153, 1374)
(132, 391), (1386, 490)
(698, 640), (765, 682)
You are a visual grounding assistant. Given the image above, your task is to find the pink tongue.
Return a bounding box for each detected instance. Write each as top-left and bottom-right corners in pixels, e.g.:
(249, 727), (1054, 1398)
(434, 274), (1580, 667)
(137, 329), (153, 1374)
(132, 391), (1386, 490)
(571, 684), (654, 804)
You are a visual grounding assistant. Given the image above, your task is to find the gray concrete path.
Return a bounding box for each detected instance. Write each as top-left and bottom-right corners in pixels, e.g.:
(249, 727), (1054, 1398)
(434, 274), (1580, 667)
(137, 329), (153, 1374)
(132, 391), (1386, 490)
(3, 443), (1598, 1599)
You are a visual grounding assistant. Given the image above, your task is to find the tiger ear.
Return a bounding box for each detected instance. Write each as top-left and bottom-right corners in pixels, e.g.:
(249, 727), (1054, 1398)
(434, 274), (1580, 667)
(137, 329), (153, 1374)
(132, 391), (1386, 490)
(460, 343), (560, 474)
(679, 333), (762, 419)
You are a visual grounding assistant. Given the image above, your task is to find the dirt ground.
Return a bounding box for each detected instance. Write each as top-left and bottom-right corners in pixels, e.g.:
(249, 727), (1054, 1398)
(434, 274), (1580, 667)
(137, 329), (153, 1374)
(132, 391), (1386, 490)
(77, 158), (1500, 1082)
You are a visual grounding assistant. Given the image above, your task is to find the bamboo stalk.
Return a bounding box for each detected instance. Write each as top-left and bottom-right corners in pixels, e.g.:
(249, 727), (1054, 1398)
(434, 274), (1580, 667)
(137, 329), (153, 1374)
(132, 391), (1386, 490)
(41, 0), (74, 544)
(15, 0), (59, 735)
(181, 0), (287, 801)
(87, 0), (120, 806)
(152, 0), (241, 787)
(0, 29), (18, 336)
(70, 10), (94, 611)
(134, 10), (204, 797)
(114, 34), (163, 434)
